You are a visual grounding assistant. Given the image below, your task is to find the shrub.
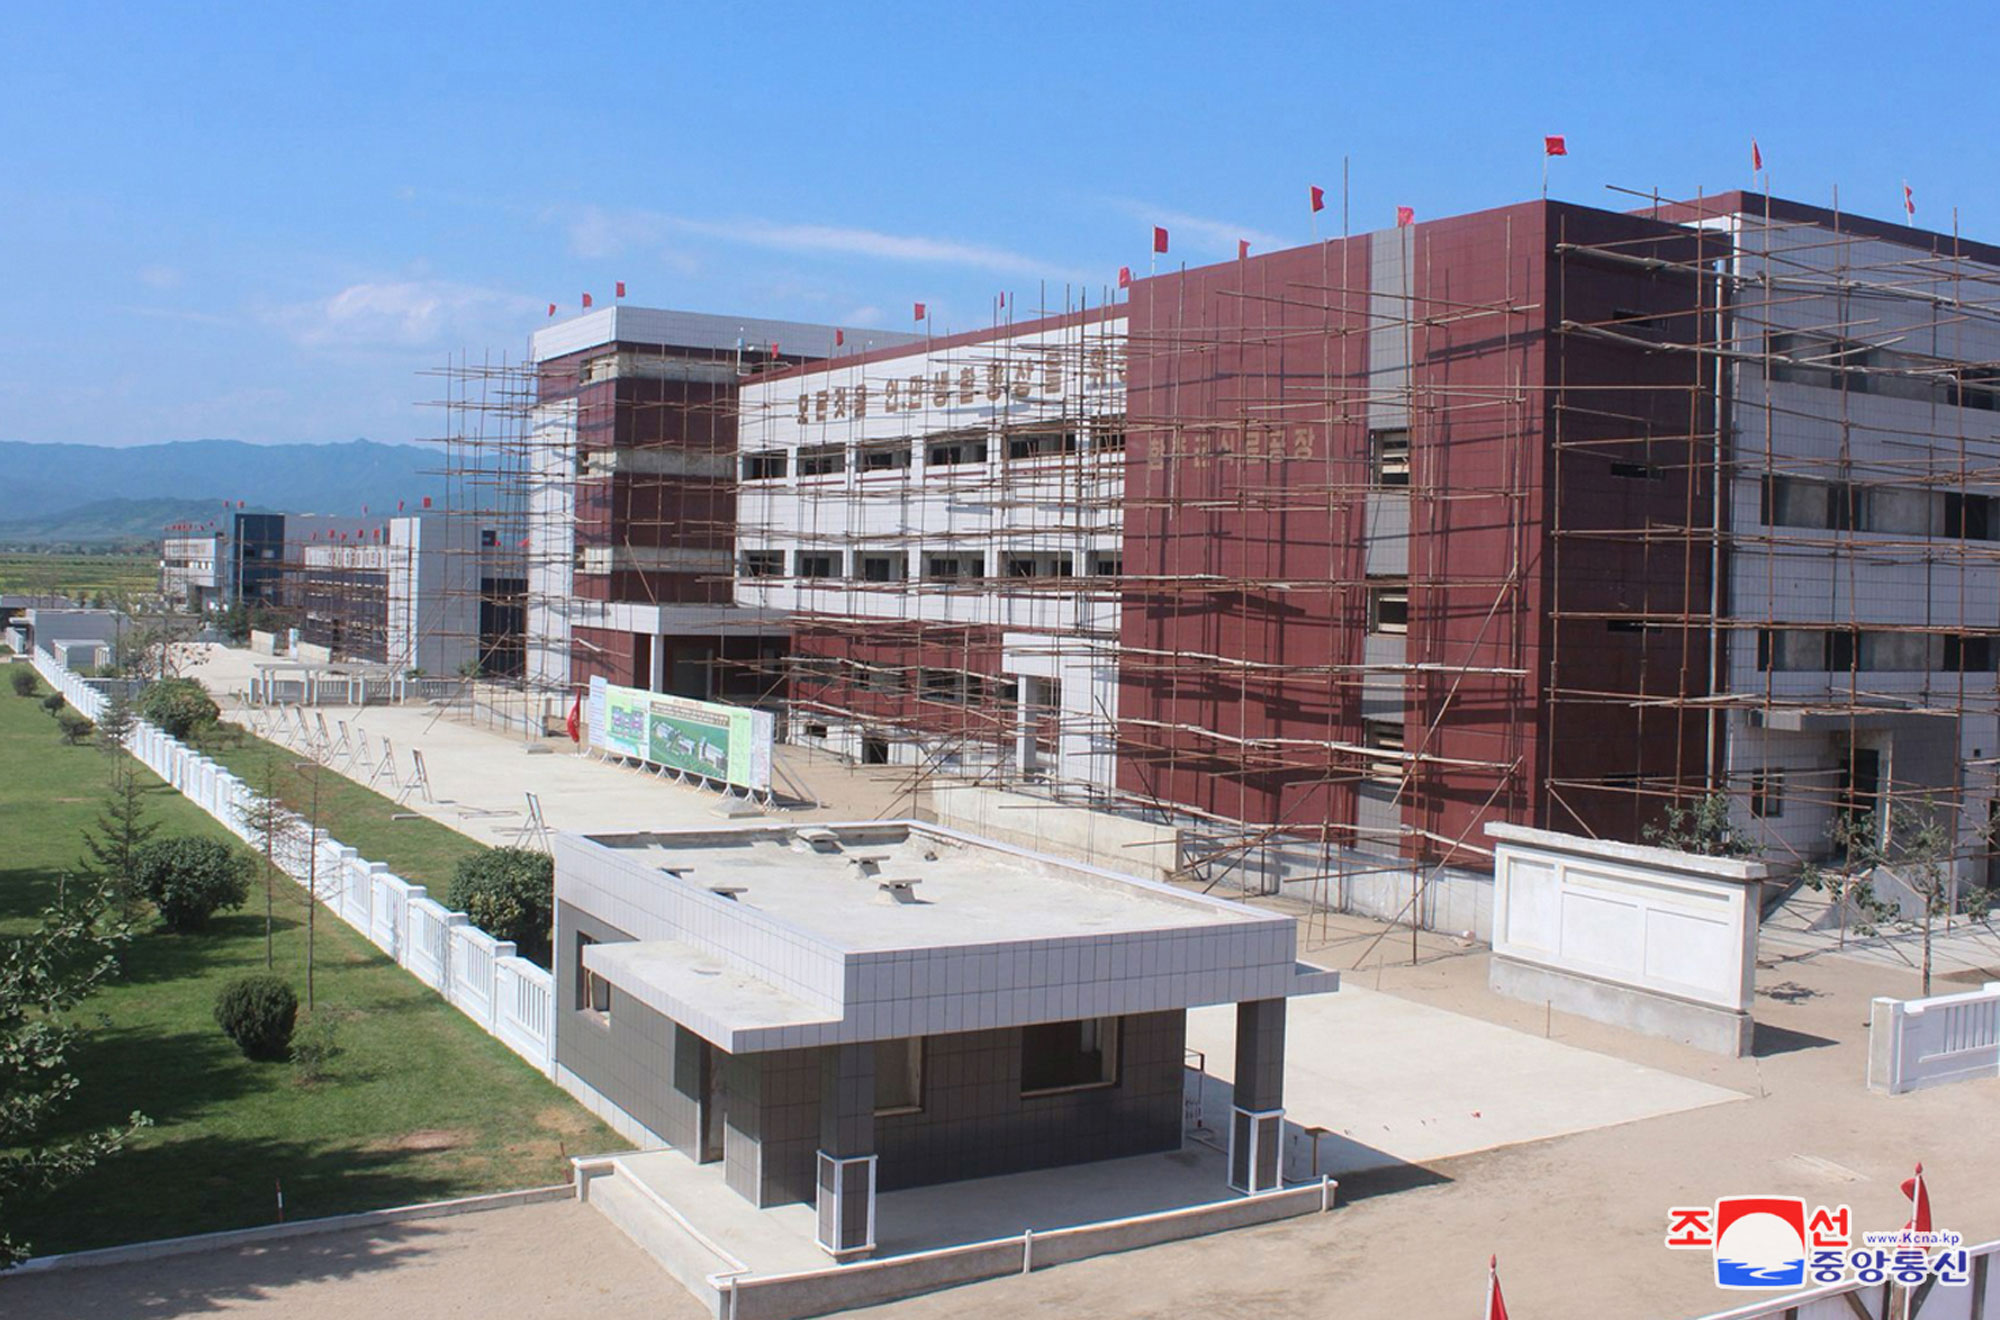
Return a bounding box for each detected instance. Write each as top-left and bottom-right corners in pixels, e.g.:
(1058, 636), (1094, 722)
(40, 691), (65, 716)
(9, 667), (36, 697)
(214, 975), (298, 1060)
(57, 709), (95, 744)
(133, 835), (252, 932)
(291, 1010), (342, 1083)
(448, 848), (554, 966)
(136, 677), (220, 740)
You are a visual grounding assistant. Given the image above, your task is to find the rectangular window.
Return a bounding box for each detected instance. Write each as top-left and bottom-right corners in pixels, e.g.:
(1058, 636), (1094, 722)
(795, 551), (841, 579)
(1609, 460), (1661, 481)
(741, 550), (783, 578)
(1363, 720), (1405, 786)
(919, 669), (963, 704)
(1005, 428), (1080, 461)
(1825, 629), (1855, 672)
(1945, 492), (1997, 541)
(1945, 635), (1994, 673)
(1021, 1018), (1120, 1095)
(576, 934), (610, 1020)
(1087, 551), (1124, 576)
(741, 450), (788, 481)
(857, 441), (912, 473)
(1369, 583), (1409, 635)
(923, 553), (983, 581)
(856, 553), (906, 582)
(860, 663), (905, 694)
(860, 735), (890, 765)
(1750, 770), (1784, 819)
(1092, 421), (1126, 454)
(926, 432), (987, 466)
(1369, 428), (1412, 488)
(1002, 552), (1073, 578)
(875, 1038), (923, 1114)
(797, 445), (845, 477)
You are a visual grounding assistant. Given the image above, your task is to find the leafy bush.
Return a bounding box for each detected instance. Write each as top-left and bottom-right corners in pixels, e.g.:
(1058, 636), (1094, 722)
(213, 975), (298, 1060)
(291, 1010), (342, 1083)
(8, 667), (36, 697)
(56, 710), (95, 744)
(133, 836), (252, 932)
(136, 678), (220, 740)
(40, 692), (65, 716)
(447, 848), (554, 966)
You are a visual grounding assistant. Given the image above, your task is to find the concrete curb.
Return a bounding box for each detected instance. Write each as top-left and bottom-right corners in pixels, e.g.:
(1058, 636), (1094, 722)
(11, 1183), (575, 1275)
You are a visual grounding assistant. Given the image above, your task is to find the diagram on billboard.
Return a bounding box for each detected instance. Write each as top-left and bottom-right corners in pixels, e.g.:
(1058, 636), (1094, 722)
(586, 679), (775, 794)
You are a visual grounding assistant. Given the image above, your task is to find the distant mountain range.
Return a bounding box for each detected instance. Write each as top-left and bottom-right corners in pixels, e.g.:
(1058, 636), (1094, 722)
(0, 440), (448, 546)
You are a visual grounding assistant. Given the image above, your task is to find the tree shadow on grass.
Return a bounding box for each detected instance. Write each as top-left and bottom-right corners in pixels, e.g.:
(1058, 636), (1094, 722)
(104, 912), (308, 987)
(4, 1136), (489, 1316)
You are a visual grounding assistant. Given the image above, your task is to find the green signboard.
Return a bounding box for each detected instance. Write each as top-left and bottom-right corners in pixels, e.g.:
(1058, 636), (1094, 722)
(588, 678), (774, 793)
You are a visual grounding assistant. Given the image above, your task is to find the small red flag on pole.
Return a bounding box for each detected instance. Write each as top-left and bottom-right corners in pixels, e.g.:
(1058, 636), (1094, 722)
(582, 292), (593, 309)
(1544, 135), (1567, 156)
(1117, 266), (1132, 289)
(1485, 1255), (1510, 1320)
(835, 329), (844, 346)
(1310, 185), (1326, 213)
(1396, 206), (1415, 228)
(566, 694), (581, 743)
(615, 281), (626, 298)
(1152, 226), (1169, 254)
(1904, 182), (1916, 220)
(1751, 139), (1763, 173)
(1902, 1163), (1932, 1233)
(1237, 239), (1249, 260)
(913, 302), (926, 322)
(547, 303), (556, 317)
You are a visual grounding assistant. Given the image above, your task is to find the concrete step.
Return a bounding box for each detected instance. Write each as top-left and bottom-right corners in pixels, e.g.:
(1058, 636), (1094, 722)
(583, 1167), (733, 1316)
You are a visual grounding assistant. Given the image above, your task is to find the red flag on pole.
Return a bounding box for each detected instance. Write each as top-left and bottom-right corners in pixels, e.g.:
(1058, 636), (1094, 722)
(582, 292), (593, 308)
(1904, 183), (1916, 220)
(1902, 1163), (1932, 1233)
(1751, 139), (1763, 172)
(1485, 1255), (1510, 1320)
(835, 329), (844, 346)
(615, 280), (626, 298)
(1152, 226), (1169, 254)
(547, 303), (556, 317)
(1396, 206), (1415, 228)
(1238, 239), (1249, 260)
(1310, 185), (1326, 213)
(1544, 135), (1567, 156)
(1117, 266), (1132, 289)
(913, 302), (927, 322)
(566, 694), (581, 743)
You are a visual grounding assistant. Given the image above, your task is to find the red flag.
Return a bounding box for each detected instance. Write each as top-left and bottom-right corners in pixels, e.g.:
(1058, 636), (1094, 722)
(1904, 183), (1916, 220)
(1118, 266), (1132, 289)
(835, 329), (844, 346)
(1486, 1255), (1510, 1320)
(1902, 1163), (1932, 1234)
(1751, 139), (1763, 172)
(582, 292), (593, 308)
(1152, 226), (1169, 253)
(566, 694), (581, 743)
(421, 496), (431, 508)
(1238, 239), (1249, 260)
(768, 341), (779, 356)
(998, 291), (1006, 308)
(397, 500), (404, 511)
(615, 280), (626, 298)
(1310, 185), (1326, 213)
(1396, 206), (1415, 228)
(914, 302), (926, 321)
(1544, 135), (1567, 156)
(547, 303), (556, 317)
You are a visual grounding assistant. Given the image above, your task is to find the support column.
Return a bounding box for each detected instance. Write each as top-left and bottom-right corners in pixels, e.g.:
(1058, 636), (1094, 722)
(815, 1042), (876, 1260)
(1229, 998), (1286, 1194)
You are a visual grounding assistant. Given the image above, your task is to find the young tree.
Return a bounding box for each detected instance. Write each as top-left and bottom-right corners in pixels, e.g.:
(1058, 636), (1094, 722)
(135, 677), (219, 741)
(80, 767), (160, 917)
(1642, 790), (1754, 857)
(0, 875), (150, 1266)
(55, 710), (94, 745)
(233, 760), (300, 968)
(1808, 800), (1983, 997)
(93, 691), (136, 757)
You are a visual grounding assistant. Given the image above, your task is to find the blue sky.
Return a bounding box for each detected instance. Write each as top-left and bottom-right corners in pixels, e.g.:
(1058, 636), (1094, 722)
(1, 2), (1983, 447)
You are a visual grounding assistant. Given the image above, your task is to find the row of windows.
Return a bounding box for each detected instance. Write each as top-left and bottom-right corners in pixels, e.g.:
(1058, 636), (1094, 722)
(742, 421), (1124, 482)
(1756, 628), (1998, 673)
(1760, 474), (2000, 540)
(1768, 331), (2000, 412)
(742, 549), (1123, 581)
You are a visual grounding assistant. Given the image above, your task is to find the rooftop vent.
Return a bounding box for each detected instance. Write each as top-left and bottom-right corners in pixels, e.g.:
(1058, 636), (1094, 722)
(877, 878), (924, 905)
(709, 885), (748, 901)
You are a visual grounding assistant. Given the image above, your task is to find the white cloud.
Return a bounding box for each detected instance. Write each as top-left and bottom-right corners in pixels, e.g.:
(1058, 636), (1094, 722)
(1105, 198), (1287, 254)
(264, 279), (542, 351)
(138, 264), (184, 290)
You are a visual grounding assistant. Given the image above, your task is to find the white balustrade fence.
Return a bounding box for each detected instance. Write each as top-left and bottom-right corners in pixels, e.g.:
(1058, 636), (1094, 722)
(1869, 982), (2000, 1095)
(27, 649), (557, 1078)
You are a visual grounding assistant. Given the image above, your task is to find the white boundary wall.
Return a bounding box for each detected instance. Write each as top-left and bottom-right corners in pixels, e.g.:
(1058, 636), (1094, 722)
(1869, 982), (2000, 1094)
(28, 651), (556, 1078)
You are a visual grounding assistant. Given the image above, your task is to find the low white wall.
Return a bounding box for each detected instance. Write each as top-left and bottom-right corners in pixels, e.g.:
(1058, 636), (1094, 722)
(1869, 982), (2000, 1094)
(927, 783), (1182, 882)
(29, 650), (557, 1079)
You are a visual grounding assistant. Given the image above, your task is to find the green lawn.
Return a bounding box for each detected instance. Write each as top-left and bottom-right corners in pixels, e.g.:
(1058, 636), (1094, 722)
(0, 551), (157, 602)
(0, 671), (610, 1257)
(197, 724), (487, 895)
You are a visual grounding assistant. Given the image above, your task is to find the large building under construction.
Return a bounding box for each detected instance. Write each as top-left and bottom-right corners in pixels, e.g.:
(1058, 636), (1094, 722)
(490, 189), (2000, 907)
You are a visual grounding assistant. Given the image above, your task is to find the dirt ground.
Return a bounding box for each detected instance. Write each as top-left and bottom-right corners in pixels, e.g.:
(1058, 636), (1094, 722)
(10, 916), (1994, 1320)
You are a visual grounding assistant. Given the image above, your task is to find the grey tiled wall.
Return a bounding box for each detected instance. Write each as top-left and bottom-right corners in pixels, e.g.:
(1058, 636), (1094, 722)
(724, 1047), (820, 1207)
(554, 901), (695, 1149)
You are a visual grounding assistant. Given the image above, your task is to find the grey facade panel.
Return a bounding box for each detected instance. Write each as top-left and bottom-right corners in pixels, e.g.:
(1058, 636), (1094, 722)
(1355, 782), (1403, 841)
(553, 900), (689, 1147)
(1361, 634), (1407, 721)
(1369, 228), (1413, 430)
(1364, 493), (1410, 577)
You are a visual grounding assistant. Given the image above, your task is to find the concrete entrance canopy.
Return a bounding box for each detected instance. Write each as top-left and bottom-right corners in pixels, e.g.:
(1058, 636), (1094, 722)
(562, 821), (1337, 1053)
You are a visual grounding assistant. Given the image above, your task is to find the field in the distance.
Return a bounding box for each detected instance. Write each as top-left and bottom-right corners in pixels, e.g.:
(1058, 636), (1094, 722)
(0, 550), (157, 601)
